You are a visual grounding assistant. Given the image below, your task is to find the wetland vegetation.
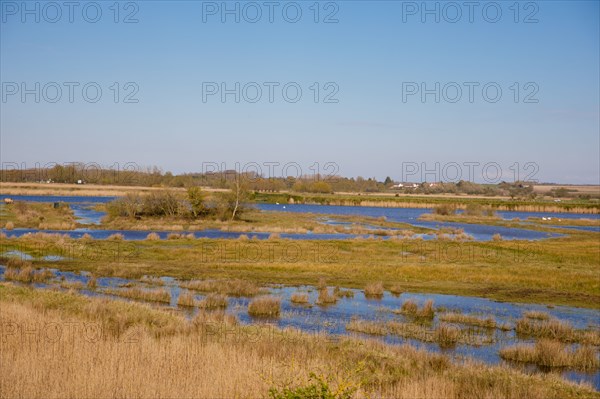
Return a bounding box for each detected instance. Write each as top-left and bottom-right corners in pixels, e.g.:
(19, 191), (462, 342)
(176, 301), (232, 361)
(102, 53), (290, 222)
(1, 188), (599, 397)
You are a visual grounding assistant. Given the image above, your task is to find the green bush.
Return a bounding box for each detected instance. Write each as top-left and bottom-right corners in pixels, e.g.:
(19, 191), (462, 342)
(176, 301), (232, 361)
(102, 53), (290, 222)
(268, 373), (356, 399)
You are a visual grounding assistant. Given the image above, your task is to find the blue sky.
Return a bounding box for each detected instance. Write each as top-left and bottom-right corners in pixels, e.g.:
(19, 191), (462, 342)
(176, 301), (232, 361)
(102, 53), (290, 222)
(1, 0), (599, 183)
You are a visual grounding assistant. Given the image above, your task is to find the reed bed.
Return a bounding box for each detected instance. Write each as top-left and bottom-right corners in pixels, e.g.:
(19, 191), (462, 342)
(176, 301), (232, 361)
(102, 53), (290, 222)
(105, 287), (171, 304)
(181, 279), (260, 297)
(439, 312), (497, 329)
(247, 295), (281, 317)
(1, 283), (597, 399)
(500, 340), (600, 371)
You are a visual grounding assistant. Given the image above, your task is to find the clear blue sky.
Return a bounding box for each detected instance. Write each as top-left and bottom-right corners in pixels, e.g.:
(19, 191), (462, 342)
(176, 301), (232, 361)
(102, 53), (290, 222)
(1, 0), (599, 184)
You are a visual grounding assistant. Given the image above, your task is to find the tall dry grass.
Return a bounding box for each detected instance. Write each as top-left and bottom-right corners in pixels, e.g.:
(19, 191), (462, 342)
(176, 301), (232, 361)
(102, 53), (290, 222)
(0, 284), (597, 399)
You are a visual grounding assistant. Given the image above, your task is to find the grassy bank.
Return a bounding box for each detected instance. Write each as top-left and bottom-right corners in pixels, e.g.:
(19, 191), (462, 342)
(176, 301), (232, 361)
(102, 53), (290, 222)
(0, 283), (597, 399)
(1, 201), (76, 230)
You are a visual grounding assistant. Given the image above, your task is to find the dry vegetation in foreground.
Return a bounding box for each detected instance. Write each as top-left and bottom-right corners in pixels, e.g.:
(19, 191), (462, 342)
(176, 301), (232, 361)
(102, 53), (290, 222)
(0, 283), (598, 399)
(500, 340), (600, 371)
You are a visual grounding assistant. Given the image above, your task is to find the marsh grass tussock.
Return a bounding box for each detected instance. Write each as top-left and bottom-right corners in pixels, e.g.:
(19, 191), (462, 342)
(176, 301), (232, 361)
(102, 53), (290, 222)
(434, 323), (461, 348)
(346, 317), (387, 336)
(198, 293), (228, 310)
(333, 286), (355, 298)
(60, 280), (85, 290)
(398, 299), (435, 320)
(4, 267), (34, 283)
(107, 233), (124, 241)
(389, 284), (403, 296)
(87, 275), (97, 289)
(4, 266), (53, 284)
(248, 295), (281, 317)
(290, 292), (309, 304)
(106, 287), (171, 303)
(364, 281), (384, 299)
(499, 340), (600, 371)
(514, 317), (600, 345)
(439, 312), (496, 329)
(146, 232), (160, 241)
(181, 279), (260, 297)
(523, 310), (550, 320)
(140, 275), (165, 286)
(316, 287), (337, 305)
(177, 291), (199, 307)
(347, 318), (493, 347)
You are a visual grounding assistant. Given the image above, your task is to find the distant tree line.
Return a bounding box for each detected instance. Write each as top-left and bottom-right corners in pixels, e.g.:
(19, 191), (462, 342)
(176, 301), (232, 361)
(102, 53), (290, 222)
(2, 163), (594, 200)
